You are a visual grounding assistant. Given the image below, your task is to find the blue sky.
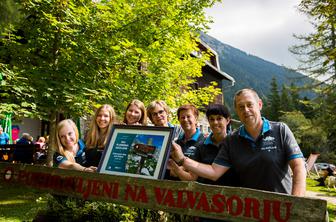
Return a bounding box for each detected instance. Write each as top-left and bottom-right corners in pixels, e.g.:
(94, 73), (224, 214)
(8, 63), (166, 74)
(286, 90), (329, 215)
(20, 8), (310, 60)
(204, 0), (313, 68)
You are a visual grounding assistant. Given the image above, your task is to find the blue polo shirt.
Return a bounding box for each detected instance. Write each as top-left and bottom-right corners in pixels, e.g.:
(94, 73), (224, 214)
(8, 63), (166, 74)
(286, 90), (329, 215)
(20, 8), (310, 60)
(238, 118), (303, 160)
(176, 128), (205, 158)
(53, 139), (87, 167)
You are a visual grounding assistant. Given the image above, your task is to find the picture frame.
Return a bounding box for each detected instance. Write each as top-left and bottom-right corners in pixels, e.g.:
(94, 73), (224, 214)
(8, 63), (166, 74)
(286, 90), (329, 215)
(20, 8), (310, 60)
(98, 125), (174, 179)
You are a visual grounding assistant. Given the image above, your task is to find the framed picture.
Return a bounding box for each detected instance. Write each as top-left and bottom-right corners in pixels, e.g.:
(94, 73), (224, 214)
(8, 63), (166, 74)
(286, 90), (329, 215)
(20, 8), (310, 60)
(98, 125), (174, 179)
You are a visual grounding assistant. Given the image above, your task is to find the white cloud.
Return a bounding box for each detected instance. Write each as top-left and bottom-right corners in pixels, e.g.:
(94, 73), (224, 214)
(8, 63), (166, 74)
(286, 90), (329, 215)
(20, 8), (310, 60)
(204, 0), (313, 67)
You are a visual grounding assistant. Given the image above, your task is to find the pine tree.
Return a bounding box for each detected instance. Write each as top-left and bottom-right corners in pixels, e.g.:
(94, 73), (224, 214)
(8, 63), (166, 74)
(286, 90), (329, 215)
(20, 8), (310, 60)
(265, 77), (281, 121)
(279, 85), (293, 113)
(290, 0), (336, 86)
(290, 0), (336, 151)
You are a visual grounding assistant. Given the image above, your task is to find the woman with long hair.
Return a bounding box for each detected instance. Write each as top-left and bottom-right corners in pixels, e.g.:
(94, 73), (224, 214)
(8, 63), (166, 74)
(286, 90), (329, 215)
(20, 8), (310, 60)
(123, 99), (147, 125)
(85, 104), (116, 166)
(53, 119), (96, 172)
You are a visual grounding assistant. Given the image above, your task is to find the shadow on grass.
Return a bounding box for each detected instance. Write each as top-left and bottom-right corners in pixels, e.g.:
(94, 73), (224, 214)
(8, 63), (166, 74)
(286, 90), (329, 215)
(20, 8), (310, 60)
(0, 184), (48, 222)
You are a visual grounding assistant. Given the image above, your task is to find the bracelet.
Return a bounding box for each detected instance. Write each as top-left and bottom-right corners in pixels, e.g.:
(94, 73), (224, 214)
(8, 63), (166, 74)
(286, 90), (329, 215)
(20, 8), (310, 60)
(176, 157), (187, 166)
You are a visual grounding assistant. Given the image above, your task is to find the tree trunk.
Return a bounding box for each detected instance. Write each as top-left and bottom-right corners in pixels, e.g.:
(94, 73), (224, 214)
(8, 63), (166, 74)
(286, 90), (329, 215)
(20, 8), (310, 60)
(46, 111), (58, 167)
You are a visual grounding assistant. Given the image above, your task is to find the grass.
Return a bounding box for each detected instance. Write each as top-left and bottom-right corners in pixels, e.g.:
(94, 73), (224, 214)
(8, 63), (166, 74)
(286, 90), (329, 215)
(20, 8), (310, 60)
(0, 184), (48, 222)
(306, 177), (336, 222)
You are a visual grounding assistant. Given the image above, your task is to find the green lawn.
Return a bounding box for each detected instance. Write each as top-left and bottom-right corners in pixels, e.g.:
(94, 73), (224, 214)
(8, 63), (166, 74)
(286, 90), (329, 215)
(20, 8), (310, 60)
(306, 177), (336, 222)
(0, 184), (48, 222)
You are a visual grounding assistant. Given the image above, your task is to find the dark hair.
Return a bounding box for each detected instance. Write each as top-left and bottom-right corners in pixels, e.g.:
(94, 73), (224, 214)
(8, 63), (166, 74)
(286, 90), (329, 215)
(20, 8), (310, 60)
(177, 104), (199, 119)
(206, 104), (231, 119)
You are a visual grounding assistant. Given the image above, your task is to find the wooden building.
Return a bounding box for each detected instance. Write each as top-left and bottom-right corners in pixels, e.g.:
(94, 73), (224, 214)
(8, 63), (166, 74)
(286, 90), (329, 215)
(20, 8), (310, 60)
(192, 40), (235, 134)
(192, 40), (235, 104)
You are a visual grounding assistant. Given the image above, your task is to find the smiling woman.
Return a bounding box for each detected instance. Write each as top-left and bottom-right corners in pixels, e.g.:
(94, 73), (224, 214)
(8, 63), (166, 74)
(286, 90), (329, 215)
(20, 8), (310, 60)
(85, 105), (117, 167)
(123, 99), (147, 126)
(53, 119), (97, 172)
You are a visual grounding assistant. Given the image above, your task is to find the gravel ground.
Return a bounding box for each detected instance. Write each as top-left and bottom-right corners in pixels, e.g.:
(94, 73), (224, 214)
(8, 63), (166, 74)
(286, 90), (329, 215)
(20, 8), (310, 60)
(305, 190), (336, 205)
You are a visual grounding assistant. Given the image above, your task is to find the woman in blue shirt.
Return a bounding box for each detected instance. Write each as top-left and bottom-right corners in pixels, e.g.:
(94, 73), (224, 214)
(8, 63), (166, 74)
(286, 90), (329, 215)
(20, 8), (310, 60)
(53, 119), (96, 172)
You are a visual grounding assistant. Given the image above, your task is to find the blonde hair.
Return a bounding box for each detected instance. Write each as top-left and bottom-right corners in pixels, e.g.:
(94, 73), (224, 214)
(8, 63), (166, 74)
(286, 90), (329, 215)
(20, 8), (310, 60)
(146, 100), (170, 123)
(123, 99), (147, 125)
(86, 104), (116, 149)
(55, 119), (79, 163)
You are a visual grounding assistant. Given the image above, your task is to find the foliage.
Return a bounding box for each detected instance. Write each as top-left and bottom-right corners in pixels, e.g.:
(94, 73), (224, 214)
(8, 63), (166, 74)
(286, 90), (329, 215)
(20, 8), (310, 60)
(290, 0), (336, 152)
(263, 77), (281, 121)
(0, 0), (22, 33)
(315, 90), (336, 151)
(0, 63), (36, 118)
(35, 196), (140, 222)
(279, 85), (294, 112)
(290, 0), (336, 85)
(279, 111), (327, 156)
(0, 0), (220, 122)
(0, 0), (221, 165)
(319, 151), (336, 164)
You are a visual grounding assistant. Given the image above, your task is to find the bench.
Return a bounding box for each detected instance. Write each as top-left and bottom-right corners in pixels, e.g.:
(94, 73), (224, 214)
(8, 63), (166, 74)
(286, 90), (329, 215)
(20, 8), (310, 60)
(0, 144), (39, 164)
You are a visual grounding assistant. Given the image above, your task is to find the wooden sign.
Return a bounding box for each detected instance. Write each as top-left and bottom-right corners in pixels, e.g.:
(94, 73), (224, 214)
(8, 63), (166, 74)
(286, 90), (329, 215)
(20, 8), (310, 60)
(0, 162), (327, 222)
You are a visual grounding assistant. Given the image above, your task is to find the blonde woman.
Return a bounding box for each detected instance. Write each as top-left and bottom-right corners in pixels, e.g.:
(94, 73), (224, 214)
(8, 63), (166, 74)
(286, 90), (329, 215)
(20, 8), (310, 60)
(85, 104), (116, 166)
(147, 100), (182, 139)
(53, 119), (96, 172)
(123, 99), (147, 125)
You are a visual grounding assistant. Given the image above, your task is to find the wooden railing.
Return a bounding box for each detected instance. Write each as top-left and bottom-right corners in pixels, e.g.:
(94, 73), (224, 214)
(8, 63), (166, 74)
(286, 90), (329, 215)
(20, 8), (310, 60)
(0, 162), (327, 222)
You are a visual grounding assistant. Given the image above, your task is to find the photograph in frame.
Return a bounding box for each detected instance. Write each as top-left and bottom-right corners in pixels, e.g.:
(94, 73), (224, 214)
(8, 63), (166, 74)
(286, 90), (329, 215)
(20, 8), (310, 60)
(98, 125), (174, 179)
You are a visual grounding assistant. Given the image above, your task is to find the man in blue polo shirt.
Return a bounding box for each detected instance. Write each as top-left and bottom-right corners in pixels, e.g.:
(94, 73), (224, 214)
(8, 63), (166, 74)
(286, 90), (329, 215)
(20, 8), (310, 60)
(170, 88), (306, 196)
(0, 126), (10, 145)
(166, 104), (205, 180)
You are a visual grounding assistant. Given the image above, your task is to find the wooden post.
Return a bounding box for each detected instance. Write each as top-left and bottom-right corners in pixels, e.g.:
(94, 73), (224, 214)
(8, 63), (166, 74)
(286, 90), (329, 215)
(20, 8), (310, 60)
(0, 162), (327, 222)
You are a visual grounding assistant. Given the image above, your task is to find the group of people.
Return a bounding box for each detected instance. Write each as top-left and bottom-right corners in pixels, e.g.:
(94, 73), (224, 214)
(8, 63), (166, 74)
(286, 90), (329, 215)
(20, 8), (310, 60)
(53, 89), (306, 205)
(53, 99), (180, 172)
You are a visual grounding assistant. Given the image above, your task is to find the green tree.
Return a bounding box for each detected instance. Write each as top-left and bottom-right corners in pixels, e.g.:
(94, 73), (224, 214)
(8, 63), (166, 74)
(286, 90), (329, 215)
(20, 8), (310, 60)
(316, 90), (336, 151)
(288, 83), (301, 110)
(0, 0), (22, 33)
(279, 85), (293, 112)
(279, 111), (327, 156)
(0, 0), (221, 161)
(263, 77), (280, 121)
(290, 0), (336, 151)
(290, 0), (336, 85)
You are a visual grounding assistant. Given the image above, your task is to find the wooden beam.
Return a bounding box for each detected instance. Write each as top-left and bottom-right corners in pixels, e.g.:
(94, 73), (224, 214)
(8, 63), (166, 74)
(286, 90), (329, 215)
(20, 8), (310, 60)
(0, 162), (327, 222)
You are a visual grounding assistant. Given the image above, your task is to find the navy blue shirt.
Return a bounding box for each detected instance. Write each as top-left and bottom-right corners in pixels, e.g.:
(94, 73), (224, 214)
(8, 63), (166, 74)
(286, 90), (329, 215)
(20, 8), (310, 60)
(194, 133), (239, 186)
(214, 119), (303, 194)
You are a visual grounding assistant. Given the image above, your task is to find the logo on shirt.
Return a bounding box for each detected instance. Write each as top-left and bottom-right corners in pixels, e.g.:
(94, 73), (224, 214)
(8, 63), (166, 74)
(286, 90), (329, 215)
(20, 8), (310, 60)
(264, 136), (274, 141)
(185, 146), (196, 157)
(261, 136), (277, 151)
(56, 156), (64, 162)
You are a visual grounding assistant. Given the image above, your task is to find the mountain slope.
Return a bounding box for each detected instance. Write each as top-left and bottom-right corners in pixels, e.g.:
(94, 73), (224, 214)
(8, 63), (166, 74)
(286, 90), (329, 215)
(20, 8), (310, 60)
(200, 33), (314, 107)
